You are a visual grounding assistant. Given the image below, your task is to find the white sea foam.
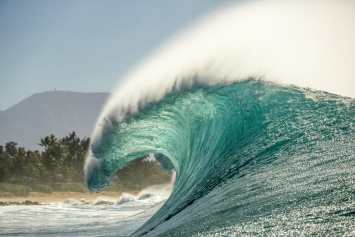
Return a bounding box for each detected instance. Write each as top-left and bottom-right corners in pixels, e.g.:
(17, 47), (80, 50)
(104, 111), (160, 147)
(0, 197), (165, 236)
(138, 183), (173, 199)
(92, 197), (117, 205)
(116, 193), (136, 205)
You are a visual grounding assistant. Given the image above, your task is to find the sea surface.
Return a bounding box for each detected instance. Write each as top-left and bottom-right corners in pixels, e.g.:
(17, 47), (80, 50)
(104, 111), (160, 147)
(0, 189), (169, 237)
(86, 80), (355, 236)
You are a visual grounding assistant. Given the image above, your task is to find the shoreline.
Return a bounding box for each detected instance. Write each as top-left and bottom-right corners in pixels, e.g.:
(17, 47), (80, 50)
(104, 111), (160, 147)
(0, 191), (139, 204)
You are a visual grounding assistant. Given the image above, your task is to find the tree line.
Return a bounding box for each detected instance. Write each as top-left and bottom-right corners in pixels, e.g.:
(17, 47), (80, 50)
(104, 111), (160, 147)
(0, 132), (171, 195)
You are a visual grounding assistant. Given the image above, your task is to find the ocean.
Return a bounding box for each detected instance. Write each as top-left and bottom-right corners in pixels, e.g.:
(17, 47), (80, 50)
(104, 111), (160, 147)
(3, 0), (355, 236)
(0, 186), (170, 237)
(86, 80), (355, 236)
(3, 81), (354, 236)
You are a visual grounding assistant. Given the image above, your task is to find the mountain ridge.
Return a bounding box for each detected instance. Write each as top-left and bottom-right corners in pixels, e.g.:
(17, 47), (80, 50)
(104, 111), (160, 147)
(0, 91), (110, 150)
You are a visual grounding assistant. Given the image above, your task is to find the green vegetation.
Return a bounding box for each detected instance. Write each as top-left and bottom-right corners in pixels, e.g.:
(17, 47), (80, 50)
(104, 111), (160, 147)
(0, 132), (171, 197)
(0, 183), (32, 197)
(58, 183), (87, 193)
(32, 184), (53, 193)
(106, 157), (172, 192)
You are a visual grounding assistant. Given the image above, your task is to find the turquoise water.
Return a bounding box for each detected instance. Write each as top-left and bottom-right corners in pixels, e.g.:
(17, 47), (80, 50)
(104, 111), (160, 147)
(86, 80), (355, 236)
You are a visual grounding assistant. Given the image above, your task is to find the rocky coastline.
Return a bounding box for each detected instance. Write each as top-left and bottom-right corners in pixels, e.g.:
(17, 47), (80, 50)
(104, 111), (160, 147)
(0, 200), (41, 206)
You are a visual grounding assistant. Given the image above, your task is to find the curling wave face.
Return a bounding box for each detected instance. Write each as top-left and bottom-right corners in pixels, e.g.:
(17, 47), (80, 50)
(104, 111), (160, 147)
(86, 80), (355, 236)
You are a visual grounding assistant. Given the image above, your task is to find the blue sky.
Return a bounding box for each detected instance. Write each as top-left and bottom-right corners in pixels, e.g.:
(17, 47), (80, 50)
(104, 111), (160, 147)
(0, 0), (232, 110)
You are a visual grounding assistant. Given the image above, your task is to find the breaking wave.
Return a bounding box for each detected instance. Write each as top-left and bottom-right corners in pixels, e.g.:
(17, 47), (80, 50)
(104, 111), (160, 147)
(85, 1), (355, 236)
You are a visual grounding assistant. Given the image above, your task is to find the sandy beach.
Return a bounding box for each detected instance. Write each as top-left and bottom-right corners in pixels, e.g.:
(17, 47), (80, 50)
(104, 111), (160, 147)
(0, 191), (138, 204)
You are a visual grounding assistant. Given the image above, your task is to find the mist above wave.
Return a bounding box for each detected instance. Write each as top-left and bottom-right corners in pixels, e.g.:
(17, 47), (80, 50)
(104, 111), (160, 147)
(95, 0), (355, 134)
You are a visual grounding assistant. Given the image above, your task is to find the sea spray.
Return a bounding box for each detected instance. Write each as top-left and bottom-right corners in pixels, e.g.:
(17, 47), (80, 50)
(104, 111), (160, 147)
(87, 0), (355, 144)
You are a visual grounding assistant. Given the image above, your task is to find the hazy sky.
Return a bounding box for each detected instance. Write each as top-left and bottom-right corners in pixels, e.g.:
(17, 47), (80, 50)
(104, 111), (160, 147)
(0, 0), (232, 110)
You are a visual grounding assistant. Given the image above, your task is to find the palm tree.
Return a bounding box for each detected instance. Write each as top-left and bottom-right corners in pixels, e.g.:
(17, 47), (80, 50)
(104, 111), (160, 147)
(38, 134), (57, 149)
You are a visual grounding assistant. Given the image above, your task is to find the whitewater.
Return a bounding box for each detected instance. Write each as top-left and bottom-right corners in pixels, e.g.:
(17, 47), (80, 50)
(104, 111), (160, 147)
(2, 0), (354, 236)
(0, 187), (171, 237)
(84, 0), (355, 236)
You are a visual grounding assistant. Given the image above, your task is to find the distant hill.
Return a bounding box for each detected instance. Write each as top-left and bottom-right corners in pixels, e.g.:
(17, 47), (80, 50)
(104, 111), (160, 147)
(0, 91), (110, 150)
